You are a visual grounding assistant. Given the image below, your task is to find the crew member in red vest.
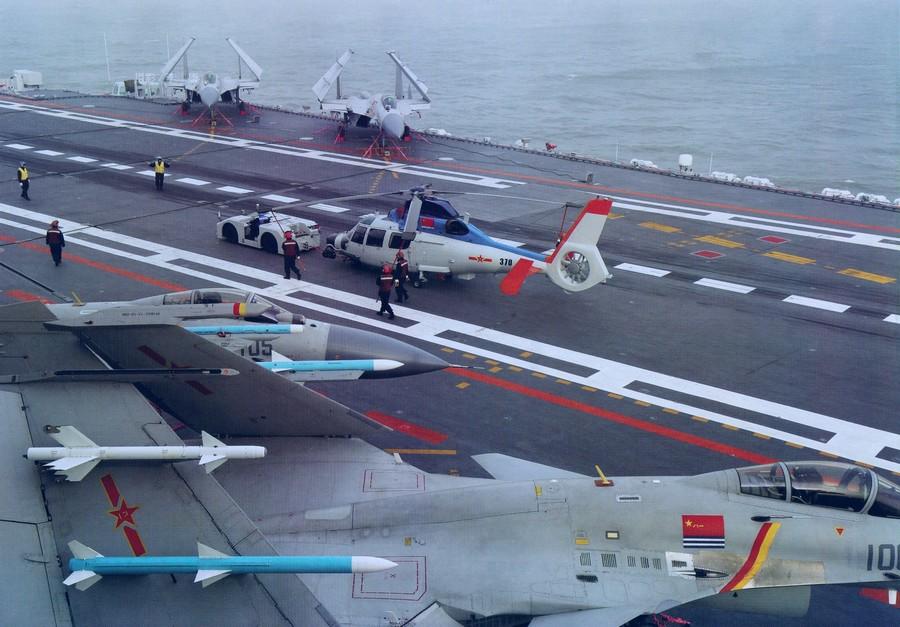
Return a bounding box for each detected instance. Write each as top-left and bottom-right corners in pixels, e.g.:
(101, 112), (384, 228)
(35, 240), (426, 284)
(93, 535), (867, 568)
(376, 264), (395, 319)
(45, 219), (65, 266)
(393, 251), (409, 303)
(281, 231), (302, 279)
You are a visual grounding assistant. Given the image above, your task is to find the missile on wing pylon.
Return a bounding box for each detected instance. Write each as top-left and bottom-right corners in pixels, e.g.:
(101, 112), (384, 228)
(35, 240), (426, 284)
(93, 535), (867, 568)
(64, 541), (398, 591)
(258, 358), (404, 381)
(26, 427), (266, 481)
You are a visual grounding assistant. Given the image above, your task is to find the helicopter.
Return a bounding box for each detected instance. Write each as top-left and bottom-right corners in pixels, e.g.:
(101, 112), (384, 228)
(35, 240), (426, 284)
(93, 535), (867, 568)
(321, 188), (612, 295)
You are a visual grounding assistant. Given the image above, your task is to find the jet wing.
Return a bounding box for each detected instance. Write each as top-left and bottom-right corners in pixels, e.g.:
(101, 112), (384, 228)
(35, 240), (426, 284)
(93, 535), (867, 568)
(320, 94), (371, 116)
(160, 37), (195, 83)
(472, 453), (590, 480)
(312, 49), (353, 102)
(46, 318), (383, 437)
(226, 37), (263, 83)
(0, 302), (334, 626)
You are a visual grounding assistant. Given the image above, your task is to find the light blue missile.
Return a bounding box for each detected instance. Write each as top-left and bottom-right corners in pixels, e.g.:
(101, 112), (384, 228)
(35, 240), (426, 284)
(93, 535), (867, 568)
(64, 541), (397, 591)
(186, 324), (304, 336)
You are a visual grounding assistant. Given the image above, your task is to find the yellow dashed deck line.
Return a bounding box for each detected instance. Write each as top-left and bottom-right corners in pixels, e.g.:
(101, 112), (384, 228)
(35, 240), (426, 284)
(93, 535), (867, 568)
(441, 347), (455, 353)
(519, 351), (533, 358)
(461, 353), (476, 360)
(696, 235), (744, 248)
(634, 400), (651, 407)
(608, 392), (624, 400)
(508, 365), (523, 372)
(384, 449), (457, 455)
(662, 408), (679, 415)
(764, 251), (816, 265)
(838, 268), (896, 284)
(819, 450), (840, 459)
(555, 379), (572, 385)
(581, 386), (598, 392)
(691, 415), (709, 423)
(640, 221), (681, 233)
(608, 213), (625, 219)
(721, 423), (739, 431)
(455, 382), (470, 390)
(752, 432), (771, 440)
(784, 441), (804, 449)
(489, 366), (503, 373)
(484, 359), (500, 366)
(531, 372), (547, 379)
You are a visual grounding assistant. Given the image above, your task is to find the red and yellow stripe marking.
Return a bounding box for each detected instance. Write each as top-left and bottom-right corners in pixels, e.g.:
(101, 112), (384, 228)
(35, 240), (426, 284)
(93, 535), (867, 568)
(721, 522), (781, 592)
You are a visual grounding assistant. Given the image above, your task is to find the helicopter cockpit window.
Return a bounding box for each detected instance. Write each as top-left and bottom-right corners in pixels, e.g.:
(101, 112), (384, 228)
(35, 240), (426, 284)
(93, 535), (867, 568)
(445, 219), (470, 236)
(351, 226), (366, 244)
(382, 95), (396, 110)
(162, 291), (193, 305)
(365, 229), (386, 247)
(786, 462), (872, 512)
(869, 478), (900, 519)
(415, 198), (459, 220)
(737, 463), (786, 500)
(194, 288), (250, 305)
(388, 233), (411, 250)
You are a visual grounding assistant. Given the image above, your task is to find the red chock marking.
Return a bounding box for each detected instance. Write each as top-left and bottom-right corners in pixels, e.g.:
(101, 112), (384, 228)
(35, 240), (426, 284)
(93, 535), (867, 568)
(759, 235), (789, 244)
(693, 250), (724, 259)
(3, 289), (54, 304)
(365, 411), (448, 445)
(448, 368), (775, 464)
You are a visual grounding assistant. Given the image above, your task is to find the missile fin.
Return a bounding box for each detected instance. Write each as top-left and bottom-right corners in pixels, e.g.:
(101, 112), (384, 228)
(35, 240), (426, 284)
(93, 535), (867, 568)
(194, 569), (231, 587)
(198, 454), (228, 473)
(63, 570), (102, 591)
(49, 457), (100, 482)
(50, 426), (98, 448)
(197, 542), (229, 558)
(201, 431), (226, 448)
(69, 540), (103, 559)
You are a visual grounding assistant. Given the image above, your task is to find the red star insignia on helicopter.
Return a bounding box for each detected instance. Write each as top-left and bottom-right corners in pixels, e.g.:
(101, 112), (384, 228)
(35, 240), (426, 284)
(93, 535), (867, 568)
(108, 500), (140, 528)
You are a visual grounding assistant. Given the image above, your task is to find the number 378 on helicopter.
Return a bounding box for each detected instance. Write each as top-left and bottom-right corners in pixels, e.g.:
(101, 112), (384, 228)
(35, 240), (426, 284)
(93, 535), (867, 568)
(321, 189), (613, 295)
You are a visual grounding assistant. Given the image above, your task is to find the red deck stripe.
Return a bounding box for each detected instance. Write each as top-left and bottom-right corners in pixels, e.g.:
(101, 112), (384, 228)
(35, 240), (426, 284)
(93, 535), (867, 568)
(448, 368), (775, 464)
(364, 411), (448, 445)
(99, 474), (121, 507)
(3, 289), (54, 304)
(721, 522), (773, 592)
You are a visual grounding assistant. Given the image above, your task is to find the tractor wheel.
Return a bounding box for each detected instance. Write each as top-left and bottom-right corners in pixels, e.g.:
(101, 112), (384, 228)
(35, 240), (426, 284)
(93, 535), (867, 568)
(222, 223), (238, 243)
(261, 233), (278, 254)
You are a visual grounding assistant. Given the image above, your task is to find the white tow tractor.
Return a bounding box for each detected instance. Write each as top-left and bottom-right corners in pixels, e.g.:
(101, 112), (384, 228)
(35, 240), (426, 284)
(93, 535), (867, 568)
(217, 211), (321, 255)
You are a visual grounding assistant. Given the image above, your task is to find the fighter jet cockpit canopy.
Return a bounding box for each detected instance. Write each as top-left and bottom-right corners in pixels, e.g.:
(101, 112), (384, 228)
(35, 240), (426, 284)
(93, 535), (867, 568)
(736, 461), (900, 517)
(135, 289), (302, 324)
(203, 72), (217, 86)
(381, 95), (396, 110)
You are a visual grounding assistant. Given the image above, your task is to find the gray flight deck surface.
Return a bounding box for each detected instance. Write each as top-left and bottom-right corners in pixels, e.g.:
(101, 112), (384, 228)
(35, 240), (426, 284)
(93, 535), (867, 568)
(0, 93), (897, 625)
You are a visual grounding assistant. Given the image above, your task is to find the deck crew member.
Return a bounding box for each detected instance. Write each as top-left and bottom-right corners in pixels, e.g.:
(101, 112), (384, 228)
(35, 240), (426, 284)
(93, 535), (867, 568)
(376, 264), (395, 319)
(148, 156), (170, 191)
(393, 251), (409, 303)
(45, 220), (65, 266)
(281, 231), (302, 280)
(17, 162), (30, 200)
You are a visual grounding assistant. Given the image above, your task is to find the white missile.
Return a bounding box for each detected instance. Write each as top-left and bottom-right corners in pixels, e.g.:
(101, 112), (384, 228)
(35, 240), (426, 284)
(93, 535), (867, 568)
(26, 427), (266, 481)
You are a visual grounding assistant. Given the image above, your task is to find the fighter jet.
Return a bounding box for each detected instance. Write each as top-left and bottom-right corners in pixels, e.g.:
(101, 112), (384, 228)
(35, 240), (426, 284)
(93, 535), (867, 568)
(313, 49), (430, 145)
(161, 37), (262, 123)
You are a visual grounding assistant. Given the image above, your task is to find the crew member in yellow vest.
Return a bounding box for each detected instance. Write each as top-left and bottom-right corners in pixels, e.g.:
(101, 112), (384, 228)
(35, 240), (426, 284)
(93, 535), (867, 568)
(148, 156), (171, 191)
(16, 162), (30, 200)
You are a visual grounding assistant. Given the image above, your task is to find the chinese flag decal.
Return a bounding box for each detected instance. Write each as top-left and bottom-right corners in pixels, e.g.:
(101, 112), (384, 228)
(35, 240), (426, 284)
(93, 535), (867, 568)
(682, 514), (725, 549)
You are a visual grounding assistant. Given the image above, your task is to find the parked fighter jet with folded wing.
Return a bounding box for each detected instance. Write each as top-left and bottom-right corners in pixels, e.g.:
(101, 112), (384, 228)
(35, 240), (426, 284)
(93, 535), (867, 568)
(161, 37), (262, 124)
(313, 49), (430, 143)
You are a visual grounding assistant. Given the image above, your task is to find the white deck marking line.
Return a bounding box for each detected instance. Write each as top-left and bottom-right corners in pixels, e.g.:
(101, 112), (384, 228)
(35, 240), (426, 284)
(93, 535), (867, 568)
(217, 186), (254, 194)
(177, 178), (210, 186)
(615, 262), (670, 277)
(34, 149), (64, 156)
(100, 163), (133, 170)
(4, 143), (33, 150)
(309, 203), (349, 214)
(2, 201), (897, 472)
(694, 278), (756, 294)
(261, 194), (299, 203)
(885, 314), (900, 324)
(782, 295), (850, 313)
(492, 237), (525, 248)
(0, 99), (520, 190)
(567, 193), (900, 252)
(67, 156), (98, 163)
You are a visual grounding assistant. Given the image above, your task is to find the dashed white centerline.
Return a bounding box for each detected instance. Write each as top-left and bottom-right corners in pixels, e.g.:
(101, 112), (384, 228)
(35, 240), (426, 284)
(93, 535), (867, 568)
(101, 163), (133, 170)
(5, 143), (33, 150)
(35, 149), (64, 156)
(694, 278), (756, 294)
(310, 203), (349, 214)
(615, 262), (671, 277)
(884, 314), (900, 324)
(67, 156), (97, 163)
(177, 178), (210, 186)
(217, 186), (254, 194)
(783, 295), (850, 313)
(262, 194), (299, 203)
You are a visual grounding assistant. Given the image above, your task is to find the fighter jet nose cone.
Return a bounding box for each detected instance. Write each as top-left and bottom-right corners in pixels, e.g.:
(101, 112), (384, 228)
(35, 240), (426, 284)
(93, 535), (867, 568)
(381, 112), (404, 140)
(199, 85), (219, 109)
(325, 325), (448, 378)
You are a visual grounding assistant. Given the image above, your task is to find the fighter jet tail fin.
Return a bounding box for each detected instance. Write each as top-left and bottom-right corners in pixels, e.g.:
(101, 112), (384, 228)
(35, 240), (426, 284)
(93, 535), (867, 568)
(543, 197), (612, 292)
(313, 49), (354, 102)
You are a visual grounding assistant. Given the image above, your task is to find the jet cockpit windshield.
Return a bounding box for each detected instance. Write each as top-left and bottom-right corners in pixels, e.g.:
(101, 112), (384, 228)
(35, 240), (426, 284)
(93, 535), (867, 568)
(736, 461), (900, 517)
(381, 95), (396, 110)
(158, 289), (293, 322)
(203, 72), (217, 85)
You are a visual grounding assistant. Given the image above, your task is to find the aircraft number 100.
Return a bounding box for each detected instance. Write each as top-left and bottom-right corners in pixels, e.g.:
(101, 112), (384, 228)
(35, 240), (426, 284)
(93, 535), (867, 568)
(866, 544), (900, 571)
